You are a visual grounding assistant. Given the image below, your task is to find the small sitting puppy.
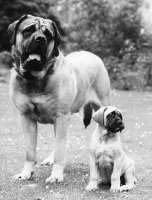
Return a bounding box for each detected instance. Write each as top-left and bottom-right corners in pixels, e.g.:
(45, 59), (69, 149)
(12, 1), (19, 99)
(86, 106), (136, 192)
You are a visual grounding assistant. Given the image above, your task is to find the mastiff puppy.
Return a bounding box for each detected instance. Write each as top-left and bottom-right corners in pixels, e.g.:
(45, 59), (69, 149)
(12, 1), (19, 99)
(7, 15), (110, 183)
(86, 106), (136, 192)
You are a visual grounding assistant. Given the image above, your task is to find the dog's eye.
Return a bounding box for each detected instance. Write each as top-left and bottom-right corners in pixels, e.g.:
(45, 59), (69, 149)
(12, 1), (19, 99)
(43, 29), (53, 39)
(108, 112), (115, 117)
(23, 27), (35, 37)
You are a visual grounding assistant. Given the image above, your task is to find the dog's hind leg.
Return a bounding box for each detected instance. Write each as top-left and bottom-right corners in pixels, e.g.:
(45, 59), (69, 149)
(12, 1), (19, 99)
(120, 163), (136, 191)
(93, 65), (111, 108)
(41, 150), (54, 166)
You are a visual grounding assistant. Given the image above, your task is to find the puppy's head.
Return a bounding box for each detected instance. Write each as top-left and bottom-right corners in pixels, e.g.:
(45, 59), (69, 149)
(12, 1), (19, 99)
(93, 106), (125, 133)
(7, 14), (60, 79)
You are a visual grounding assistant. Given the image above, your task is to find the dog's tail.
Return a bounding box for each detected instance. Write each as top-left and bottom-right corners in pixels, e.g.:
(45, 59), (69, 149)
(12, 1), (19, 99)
(83, 103), (93, 128)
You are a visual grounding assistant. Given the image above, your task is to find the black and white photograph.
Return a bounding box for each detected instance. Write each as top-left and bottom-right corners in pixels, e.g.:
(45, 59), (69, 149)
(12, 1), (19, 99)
(0, 0), (152, 199)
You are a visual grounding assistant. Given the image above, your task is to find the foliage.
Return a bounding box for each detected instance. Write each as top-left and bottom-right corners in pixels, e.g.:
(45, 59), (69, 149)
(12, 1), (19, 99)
(103, 50), (152, 91)
(1, 0), (152, 90)
(68, 0), (142, 58)
(63, 0), (152, 90)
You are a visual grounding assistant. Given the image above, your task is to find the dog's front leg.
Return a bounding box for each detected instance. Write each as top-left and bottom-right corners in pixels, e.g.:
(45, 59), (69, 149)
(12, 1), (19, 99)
(13, 114), (37, 180)
(110, 160), (122, 192)
(46, 113), (70, 183)
(86, 155), (99, 191)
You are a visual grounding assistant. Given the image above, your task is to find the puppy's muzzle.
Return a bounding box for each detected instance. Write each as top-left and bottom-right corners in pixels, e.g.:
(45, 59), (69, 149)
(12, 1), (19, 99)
(106, 119), (125, 133)
(117, 120), (125, 132)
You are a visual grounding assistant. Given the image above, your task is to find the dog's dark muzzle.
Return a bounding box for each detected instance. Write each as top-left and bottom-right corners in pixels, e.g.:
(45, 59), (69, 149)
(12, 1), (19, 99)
(35, 35), (46, 45)
(106, 120), (125, 133)
(22, 36), (47, 71)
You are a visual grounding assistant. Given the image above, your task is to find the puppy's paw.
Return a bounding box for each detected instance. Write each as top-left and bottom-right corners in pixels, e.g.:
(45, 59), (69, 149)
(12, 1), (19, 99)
(86, 181), (98, 191)
(46, 173), (64, 183)
(13, 171), (34, 181)
(98, 180), (110, 186)
(110, 185), (121, 193)
(120, 184), (136, 192)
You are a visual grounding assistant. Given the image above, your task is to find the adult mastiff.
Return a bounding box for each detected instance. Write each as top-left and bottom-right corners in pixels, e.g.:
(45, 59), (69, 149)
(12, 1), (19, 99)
(7, 14), (110, 183)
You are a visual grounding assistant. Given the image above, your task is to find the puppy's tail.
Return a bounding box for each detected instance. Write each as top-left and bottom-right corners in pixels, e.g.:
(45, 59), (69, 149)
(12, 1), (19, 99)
(83, 103), (93, 128)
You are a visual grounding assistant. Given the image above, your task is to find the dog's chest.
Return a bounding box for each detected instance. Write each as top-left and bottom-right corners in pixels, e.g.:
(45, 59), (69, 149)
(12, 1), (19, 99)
(95, 143), (116, 167)
(13, 92), (58, 124)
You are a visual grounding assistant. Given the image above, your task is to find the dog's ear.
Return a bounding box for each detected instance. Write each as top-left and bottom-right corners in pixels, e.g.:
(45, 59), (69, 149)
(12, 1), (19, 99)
(93, 107), (107, 126)
(119, 112), (123, 120)
(7, 14), (32, 46)
(117, 109), (123, 120)
(52, 22), (60, 57)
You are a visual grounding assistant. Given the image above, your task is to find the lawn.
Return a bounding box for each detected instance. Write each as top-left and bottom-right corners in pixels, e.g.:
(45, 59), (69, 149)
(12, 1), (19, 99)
(0, 82), (152, 200)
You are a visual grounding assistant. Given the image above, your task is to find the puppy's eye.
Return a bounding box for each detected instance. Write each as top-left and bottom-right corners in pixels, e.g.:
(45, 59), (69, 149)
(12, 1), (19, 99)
(108, 112), (115, 117)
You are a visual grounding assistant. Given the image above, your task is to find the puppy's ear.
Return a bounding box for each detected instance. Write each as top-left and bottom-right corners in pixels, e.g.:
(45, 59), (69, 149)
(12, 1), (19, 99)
(119, 112), (123, 120)
(7, 14), (32, 46)
(117, 109), (123, 120)
(93, 107), (107, 126)
(52, 22), (60, 57)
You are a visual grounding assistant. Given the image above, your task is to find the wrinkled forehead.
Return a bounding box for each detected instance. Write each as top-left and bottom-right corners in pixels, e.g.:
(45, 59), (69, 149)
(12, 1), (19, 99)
(105, 107), (121, 117)
(19, 17), (54, 35)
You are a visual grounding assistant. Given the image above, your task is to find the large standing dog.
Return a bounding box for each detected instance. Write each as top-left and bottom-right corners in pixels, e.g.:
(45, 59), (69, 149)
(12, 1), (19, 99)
(86, 106), (136, 192)
(7, 15), (110, 183)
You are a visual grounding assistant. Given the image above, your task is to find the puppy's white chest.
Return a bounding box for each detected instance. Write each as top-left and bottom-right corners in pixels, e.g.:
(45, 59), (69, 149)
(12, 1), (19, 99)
(95, 144), (115, 167)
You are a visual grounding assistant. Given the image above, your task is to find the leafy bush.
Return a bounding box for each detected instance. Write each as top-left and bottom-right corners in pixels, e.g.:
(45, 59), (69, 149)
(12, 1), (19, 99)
(68, 0), (142, 58)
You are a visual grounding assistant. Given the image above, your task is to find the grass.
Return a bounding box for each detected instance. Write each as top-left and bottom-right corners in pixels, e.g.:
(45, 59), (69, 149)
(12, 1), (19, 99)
(0, 82), (152, 200)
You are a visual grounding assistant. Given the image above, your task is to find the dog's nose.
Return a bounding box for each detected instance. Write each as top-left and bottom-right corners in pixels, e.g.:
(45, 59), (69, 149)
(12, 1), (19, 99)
(35, 35), (46, 43)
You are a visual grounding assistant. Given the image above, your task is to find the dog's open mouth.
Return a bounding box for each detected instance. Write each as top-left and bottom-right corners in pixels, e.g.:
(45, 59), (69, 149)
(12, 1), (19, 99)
(22, 48), (46, 71)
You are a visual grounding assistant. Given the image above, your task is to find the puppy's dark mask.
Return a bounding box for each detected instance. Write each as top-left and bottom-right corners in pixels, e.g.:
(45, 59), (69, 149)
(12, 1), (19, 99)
(105, 111), (125, 133)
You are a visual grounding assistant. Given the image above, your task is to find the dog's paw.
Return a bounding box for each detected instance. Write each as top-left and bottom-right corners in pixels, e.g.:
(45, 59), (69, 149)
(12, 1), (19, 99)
(41, 158), (53, 166)
(13, 171), (34, 181)
(120, 184), (136, 192)
(41, 152), (54, 166)
(86, 182), (98, 191)
(98, 180), (110, 186)
(110, 185), (121, 193)
(46, 173), (64, 183)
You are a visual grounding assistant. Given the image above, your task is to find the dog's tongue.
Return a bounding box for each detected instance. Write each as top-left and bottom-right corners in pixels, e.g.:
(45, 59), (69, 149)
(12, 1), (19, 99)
(29, 54), (41, 61)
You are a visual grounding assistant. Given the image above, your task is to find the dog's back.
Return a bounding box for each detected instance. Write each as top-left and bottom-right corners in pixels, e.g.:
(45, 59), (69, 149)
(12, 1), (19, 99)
(66, 51), (110, 127)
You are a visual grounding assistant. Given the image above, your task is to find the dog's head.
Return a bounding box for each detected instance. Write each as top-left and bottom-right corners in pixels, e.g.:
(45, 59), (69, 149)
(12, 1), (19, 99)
(7, 14), (60, 79)
(93, 106), (125, 133)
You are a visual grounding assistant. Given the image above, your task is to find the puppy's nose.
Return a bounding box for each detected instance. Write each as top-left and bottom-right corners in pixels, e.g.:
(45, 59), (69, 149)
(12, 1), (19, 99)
(35, 35), (46, 43)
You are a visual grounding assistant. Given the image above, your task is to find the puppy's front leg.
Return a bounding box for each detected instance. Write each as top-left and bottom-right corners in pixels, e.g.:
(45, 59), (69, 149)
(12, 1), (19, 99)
(110, 160), (122, 192)
(13, 114), (37, 180)
(46, 113), (70, 183)
(86, 155), (98, 191)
